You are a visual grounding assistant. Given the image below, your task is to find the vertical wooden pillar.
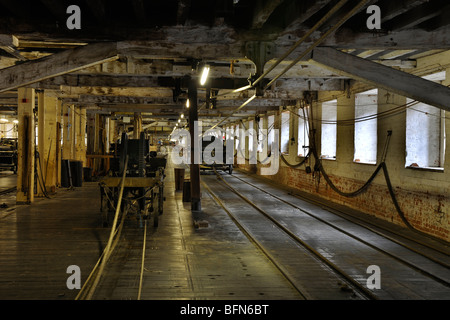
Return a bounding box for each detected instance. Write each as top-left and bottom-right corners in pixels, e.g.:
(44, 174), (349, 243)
(133, 112), (142, 139)
(94, 114), (101, 173)
(87, 113), (95, 155)
(86, 112), (95, 171)
(16, 88), (35, 204)
(79, 108), (87, 166)
(188, 79), (201, 212)
(62, 104), (74, 160)
(109, 118), (116, 145)
(73, 106), (79, 161)
(37, 91), (58, 196)
(56, 99), (62, 187)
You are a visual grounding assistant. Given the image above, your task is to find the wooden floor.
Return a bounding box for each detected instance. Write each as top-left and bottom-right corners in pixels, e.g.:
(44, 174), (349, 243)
(0, 166), (301, 300)
(0, 178), (110, 300)
(0, 163), (448, 301)
(91, 166), (301, 300)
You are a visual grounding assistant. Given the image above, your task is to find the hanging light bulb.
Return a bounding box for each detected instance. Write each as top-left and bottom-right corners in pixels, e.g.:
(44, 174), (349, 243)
(200, 64), (210, 86)
(186, 99), (190, 109)
(180, 113), (184, 119)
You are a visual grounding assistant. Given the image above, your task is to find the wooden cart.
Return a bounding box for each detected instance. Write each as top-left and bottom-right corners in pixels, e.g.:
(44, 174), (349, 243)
(99, 176), (163, 228)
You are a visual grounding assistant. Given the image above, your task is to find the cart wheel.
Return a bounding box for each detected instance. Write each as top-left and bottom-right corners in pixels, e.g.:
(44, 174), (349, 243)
(228, 165), (233, 174)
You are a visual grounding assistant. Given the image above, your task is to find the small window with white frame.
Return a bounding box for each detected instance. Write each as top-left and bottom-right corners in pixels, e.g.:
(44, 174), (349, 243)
(248, 120), (254, 152)
(321, 99), (337, 160)
(405, 72), (446, 170)
(354, 89), (378, 164)
(268, 114), (275, 151)
(257, 116), (264, 153)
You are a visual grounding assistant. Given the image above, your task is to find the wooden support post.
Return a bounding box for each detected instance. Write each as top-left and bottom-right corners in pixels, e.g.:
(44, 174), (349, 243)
(79, 108), (87, 166)
(16, 88), (35, 204)
(56, 99), (62, 187)
(37, 91), (58, 196)
(93, 114), (107, 174)
(188, 78), (201, 212)
(62, 104), (74, 160)
(109, 118), (117, 145)
(72, 106), (79, 161)
(133, 112), (142, 139)
(87, 113), (95, 155)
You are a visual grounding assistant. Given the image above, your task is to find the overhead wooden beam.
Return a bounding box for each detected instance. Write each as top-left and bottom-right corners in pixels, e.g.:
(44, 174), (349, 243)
(251, 0), (285, 29)
(0, 42), (119, 93)
(332, 26), (450, 49)
(33, 74), (160, 88)
(310, 47), (450, 111)
(378, 0), (430, 23)
(57, 86), (172, 98)
(294, 0), (332, 26)
(0, 34), (27, 61)
(77, 95), (175, 105)
(386, 2), (444, 31)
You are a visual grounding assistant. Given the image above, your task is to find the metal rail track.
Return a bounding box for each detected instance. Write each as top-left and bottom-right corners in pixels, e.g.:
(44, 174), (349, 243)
(211, 168), (450, 296)
(231, 171), (450, 267)
(0, 186), (16, 196)
(213, 170), (450, 291)
(206, 168), (379, 300)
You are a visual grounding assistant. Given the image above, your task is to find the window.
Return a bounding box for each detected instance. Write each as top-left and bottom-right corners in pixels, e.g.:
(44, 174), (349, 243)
(298, 106), (309, 157)
(248, 120), (254, 152)
(280, 111), (290, 154)
(235, 124), (240, 151)
(406, 72), (446, 169)
(257, 116), (264, 153)
(321, 99), (337, 159)
(354, 89), (378, 164)
(268, 115), (275, 151)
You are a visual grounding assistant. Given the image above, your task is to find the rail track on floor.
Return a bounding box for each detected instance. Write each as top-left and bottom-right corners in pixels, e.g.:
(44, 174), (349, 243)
(230, 171), (450, 267)
(74, 166), (450, 300)
(201, 168), (450, 300)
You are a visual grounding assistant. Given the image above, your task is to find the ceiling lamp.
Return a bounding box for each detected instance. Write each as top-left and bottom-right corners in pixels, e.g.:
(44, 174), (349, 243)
(200, 64), (210, 86)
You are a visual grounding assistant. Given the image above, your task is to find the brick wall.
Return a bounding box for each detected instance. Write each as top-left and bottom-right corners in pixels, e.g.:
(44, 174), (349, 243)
(237, 162), (449, 242)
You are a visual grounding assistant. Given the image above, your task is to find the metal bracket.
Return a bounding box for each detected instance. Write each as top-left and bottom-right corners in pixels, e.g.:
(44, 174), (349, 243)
(244, 41), (275, 96)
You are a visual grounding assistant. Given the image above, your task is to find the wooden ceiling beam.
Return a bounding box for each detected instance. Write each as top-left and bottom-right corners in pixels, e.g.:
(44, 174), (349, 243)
(310, 47), (450, 111)
(385, 2), (444, 31)
(0, 42), (119, 93)
(251, 0), (285, 29)
(378, 0), (430, 23)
